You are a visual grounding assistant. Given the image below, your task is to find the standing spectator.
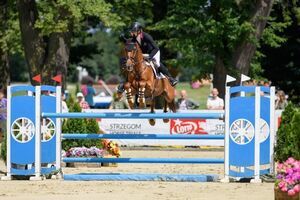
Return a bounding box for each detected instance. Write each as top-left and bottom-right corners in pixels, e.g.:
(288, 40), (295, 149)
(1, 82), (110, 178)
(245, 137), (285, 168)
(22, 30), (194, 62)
(109, 92), (129, 109)
(207, 88), (224, 110)
(83, 81), (96, 108)
(176, 90), (199, 110)
(275, 90), (288, 110)
(61, 93), (69, 113)
(77, 92), (90, 110)
(0, 90), (7, 142)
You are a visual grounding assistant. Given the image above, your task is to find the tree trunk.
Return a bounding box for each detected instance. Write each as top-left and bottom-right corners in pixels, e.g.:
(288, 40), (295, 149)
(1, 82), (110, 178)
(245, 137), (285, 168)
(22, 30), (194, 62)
(213, 55), (227, 99)
(17, 0), (45, 85)
(0, 0), (10, 90)
(43, 32), (70, 89)
(232, 0), (274, 81)
(18, 0), (70, 87)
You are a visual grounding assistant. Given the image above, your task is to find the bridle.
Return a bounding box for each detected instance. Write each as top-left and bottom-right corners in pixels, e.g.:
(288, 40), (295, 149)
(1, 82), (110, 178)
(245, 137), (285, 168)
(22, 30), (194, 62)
(124, 42), (146, 74)
(125, 42), (138, 72)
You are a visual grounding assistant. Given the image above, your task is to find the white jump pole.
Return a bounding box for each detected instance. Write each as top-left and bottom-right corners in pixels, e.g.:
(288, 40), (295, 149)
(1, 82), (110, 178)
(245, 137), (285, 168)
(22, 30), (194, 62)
(30, 86), (42, 180)
(222, 86), (230, 182)
(269, 87), (275, 174)
(252, 87), (261, 183)
(55, 86), (62, 177)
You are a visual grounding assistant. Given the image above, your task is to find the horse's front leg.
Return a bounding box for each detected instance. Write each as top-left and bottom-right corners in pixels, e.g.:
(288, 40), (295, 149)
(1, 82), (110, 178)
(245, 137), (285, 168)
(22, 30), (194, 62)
(137, 81), (146, 109)
(124, 82), (134, 109)
(148, 97), (156, 126)
(163, 99), (169, 123)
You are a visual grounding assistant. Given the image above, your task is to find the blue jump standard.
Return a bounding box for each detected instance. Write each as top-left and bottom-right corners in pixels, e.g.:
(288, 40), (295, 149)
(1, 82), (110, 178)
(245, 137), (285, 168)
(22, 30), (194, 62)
(62, 134), (225, 140)
(63, 157), (224, 164)
(42, 112), (223, 119)
(63, 173), (219, 182)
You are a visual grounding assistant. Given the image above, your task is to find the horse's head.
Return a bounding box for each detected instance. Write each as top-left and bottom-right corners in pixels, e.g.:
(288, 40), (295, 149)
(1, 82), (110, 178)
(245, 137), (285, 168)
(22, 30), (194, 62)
(124, 41), (139, 72)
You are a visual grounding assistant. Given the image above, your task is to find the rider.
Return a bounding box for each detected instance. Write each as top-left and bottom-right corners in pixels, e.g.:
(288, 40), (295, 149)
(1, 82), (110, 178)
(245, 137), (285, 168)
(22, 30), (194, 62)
(117, 22), (178, 94)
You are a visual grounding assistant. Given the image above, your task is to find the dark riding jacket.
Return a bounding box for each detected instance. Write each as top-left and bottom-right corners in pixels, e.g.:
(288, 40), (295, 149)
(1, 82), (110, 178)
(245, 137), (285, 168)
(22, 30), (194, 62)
(133, 32), (159, 59)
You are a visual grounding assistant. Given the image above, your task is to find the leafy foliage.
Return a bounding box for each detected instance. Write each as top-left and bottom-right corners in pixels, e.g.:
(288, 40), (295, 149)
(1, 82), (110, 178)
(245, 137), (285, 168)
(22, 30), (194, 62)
(35, 0), (124, 35)
(62, 97), (102, 150)
(274, 103), (300, 162)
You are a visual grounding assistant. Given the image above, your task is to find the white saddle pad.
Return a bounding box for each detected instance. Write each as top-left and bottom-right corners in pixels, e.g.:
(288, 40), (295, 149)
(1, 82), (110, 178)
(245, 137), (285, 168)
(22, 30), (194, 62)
(143, 55), (166, 79)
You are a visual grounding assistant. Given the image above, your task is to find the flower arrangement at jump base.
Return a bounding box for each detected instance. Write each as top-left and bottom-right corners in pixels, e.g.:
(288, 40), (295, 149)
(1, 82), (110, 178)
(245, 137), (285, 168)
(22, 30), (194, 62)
(102, 139), (121, 157)
(63, 140), (121, 158)
(275, 157), (300, 199)
(64, 146), (105, 158)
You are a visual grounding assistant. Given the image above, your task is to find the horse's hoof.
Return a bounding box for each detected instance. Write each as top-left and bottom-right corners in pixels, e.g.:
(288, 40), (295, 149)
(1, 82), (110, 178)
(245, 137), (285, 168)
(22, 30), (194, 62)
(139, 103), (146, 109)
(128, 103), (134, 109)
(149, 119), (156, 126)
(163, 119), (169, 123)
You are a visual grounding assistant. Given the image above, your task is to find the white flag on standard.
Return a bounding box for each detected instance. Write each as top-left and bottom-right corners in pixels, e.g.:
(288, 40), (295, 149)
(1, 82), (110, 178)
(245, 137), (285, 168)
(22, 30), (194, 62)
(241, 74), (251, 82)
(226, 75), (236, 83)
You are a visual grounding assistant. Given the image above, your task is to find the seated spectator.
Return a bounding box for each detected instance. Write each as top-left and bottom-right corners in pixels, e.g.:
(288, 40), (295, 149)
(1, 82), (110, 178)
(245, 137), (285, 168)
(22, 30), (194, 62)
(275, 90), (288, 110)
(0, 90), (7, 142)
(207, 88), (224, 110)
(176, 90), (199, 110)
(109, 92), (129, 109)
(77, 92), (90, 110)
(191, 80), (201, 89)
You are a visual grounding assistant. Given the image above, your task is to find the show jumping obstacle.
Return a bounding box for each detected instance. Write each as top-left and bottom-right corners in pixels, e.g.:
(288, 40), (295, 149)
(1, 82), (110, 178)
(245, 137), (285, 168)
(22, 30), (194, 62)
(2, 85), (275, 182)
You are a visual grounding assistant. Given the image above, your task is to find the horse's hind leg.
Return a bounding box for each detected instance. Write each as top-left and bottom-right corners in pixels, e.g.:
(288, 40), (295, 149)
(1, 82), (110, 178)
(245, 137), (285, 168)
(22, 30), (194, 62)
(163, 99), (169, 123)
(168, 99), (177, 113)
(149, 98), (156, 126)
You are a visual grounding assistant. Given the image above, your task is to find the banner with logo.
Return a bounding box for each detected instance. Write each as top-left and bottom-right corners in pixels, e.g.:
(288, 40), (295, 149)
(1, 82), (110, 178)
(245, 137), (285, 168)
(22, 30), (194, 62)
(86, 109), (281, 146)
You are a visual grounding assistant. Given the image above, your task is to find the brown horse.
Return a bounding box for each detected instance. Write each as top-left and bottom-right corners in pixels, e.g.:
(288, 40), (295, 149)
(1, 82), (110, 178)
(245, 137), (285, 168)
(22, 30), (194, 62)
(122, 41), (176, 125)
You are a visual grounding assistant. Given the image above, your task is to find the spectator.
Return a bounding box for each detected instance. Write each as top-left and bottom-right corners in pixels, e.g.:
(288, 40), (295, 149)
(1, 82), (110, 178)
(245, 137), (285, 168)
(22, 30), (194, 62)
(77, 92), (90, 110)
(0, 90), (7, 142)
(207, 88), (224, 110)
(61, 93), (69, 113)
(176, 90), (199, 110)
(83, 81), (96, 108)
(109, 92), (129, 109)
(275, 90), (288, 110)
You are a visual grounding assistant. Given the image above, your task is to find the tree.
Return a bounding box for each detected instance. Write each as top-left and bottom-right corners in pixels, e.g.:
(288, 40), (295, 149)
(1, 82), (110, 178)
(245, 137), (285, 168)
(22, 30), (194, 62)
(261, 0), (300, 102)
(17, 0), (123, 87)
(0, 0), (21, 89)
(155, 0), (275, 98)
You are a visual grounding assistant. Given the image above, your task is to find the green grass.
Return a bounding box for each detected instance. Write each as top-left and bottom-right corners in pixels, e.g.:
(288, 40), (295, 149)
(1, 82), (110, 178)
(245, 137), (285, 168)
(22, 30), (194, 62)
(67, 82), (211, 110)
(175, 83), (211, 109)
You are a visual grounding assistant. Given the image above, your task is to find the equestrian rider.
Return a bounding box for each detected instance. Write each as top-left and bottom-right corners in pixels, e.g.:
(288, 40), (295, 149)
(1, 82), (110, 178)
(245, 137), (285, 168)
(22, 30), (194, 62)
(117, 22), (178, 94)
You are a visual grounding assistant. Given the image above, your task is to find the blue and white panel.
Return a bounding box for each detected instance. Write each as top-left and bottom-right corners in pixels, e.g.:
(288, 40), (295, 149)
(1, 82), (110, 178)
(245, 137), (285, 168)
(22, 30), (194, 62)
(259, 86), (272, 175)
(228, 86), (271, 178)
(40, 85), (57, 174)
(10, 85), (36, 175)
(228, 86), (256, 177)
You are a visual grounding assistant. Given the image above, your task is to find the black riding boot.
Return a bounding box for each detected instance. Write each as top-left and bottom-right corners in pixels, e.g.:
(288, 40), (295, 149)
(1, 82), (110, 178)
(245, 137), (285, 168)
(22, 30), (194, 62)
(117, 82), (125, 93)
(158, 63), (178, 86)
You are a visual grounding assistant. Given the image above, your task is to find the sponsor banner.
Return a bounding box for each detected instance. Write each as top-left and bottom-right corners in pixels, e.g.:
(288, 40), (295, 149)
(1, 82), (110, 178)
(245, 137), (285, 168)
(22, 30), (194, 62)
(99, 118), (169, 134)
(85, 109), (282, 146)
(170, 119), (224, 135)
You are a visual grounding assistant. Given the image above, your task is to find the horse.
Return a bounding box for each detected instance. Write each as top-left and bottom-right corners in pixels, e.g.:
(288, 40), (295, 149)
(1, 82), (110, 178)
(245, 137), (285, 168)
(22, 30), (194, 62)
(122, 40), (176, 125)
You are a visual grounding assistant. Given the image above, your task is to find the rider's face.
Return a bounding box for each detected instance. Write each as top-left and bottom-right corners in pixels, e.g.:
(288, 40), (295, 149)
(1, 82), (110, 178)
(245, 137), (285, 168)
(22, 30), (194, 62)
(130, 31), (138, 37)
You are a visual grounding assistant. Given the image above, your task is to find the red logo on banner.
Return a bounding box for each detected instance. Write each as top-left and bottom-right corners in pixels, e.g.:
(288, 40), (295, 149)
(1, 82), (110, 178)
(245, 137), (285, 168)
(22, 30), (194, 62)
(170, 119), (208, 134)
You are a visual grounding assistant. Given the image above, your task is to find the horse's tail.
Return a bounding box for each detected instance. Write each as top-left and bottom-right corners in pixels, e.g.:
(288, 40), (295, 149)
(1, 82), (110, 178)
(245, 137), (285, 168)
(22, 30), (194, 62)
(168, 99), (177, 113)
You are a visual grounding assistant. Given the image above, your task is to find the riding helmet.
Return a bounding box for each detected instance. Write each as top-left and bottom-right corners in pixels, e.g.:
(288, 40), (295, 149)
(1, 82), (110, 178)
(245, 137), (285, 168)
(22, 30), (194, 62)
(130, 22), (143, 32)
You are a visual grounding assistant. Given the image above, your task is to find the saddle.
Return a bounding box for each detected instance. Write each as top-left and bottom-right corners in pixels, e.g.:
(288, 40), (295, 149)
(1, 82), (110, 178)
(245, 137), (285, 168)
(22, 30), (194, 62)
(142, 54), (165, 79)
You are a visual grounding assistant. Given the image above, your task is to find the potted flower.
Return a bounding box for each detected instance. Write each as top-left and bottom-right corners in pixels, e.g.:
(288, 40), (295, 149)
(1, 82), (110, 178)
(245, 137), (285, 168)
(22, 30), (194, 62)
(275, 157), (300, 200)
